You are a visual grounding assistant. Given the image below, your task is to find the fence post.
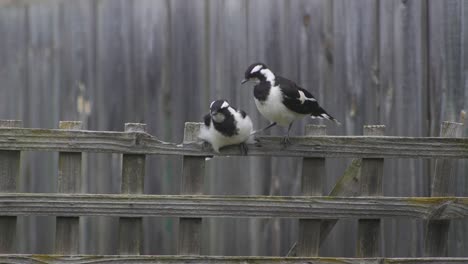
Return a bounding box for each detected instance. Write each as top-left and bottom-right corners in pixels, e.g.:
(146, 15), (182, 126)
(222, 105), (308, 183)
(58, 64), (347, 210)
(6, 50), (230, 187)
(178, 122), (205, 255)
(357, 125), (385, 257)
(119, 123), (146, 254)
(297, 125), (326, 256)
(55, 121), (82, 254)
(424, 121), (463, 256)
(0, 120), (22, 253)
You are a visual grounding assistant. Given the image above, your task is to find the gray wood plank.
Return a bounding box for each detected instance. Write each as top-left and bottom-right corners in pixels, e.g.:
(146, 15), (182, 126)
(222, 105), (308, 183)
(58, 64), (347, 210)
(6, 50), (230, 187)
(57, 0), (95, 255)
(425, 122), (463, 257)
(178, 123), (205, 255)
(0, 120), (22, 253)
(55, 121), (82, 254)
(357, 126), (385, 257)
(0, 255), (466, 264)
(379, 0), (429, 257)
(2, 127), (468, 158)
(126, 0), (175, 255)
(429, 0), (468, 256)
(297, 125), (326, 256)
(23, 2), (62, 254)
(119, 123), (146, 255)
(0, 194), (467, 220)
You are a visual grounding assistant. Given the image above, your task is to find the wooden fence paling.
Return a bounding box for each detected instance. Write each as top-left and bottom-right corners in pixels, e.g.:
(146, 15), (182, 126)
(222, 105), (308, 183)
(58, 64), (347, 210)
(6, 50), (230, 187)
(424, 121), (463, 257)
(119, 123), (146, 254)
(178, 122), (205, 255)
(297, 125), (326, 256)
(357, 125), (385, 257)
(0, 120), (22, 253)
(55, 121), (82, 254)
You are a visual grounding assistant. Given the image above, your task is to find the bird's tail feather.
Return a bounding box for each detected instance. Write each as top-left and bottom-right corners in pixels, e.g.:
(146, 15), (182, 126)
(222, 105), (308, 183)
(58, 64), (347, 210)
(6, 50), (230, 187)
(311, 109), (341, 126)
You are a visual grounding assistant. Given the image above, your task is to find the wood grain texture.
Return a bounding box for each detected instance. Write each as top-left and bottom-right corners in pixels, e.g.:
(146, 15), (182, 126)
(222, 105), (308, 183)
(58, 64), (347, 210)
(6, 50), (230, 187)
(297, 125), (326, 256)
(119, 123), (146, 255)
(425, 122), (463, 257)
(0, 194), (465, 220)
(0, 255), (466, 264)
(0, 120), (21, 253)
(1, 127), (468, 158)
(358, 126), (385, 257)
(178, 123), (204, 255)
(328, 0), (380, 254)
(379, 0), (429, 256)
(56, 121), (82, 254)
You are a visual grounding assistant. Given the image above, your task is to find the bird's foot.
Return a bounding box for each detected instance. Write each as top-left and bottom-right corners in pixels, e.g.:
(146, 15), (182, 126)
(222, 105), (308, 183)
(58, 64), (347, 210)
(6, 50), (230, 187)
(200, 142), (215, 158)
(239, 142), (249, 155)
(200, 141), (211, 151)
(281, 136), (292, 147)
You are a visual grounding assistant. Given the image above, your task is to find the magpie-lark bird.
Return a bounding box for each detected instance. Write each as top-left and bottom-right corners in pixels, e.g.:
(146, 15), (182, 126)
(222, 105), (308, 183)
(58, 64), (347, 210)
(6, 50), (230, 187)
(241, 62), (339, 144)
(198, 99), (254, 154)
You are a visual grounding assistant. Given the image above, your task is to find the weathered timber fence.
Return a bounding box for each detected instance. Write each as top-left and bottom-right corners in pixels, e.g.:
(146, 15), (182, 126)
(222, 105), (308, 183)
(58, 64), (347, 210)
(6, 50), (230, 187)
(0, 120), (467, 263)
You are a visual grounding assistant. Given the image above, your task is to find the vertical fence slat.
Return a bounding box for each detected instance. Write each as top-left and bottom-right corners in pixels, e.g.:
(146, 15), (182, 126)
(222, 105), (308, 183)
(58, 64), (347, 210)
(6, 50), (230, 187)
(178, 122), (204, 255)
(297, 125), (326, 256)
(0, 120), (22, 253)
(119, 123), (146, 254)
(357, 125), (385, 257)
(424, 121), (463, 257)
(55, 121), (82, 254)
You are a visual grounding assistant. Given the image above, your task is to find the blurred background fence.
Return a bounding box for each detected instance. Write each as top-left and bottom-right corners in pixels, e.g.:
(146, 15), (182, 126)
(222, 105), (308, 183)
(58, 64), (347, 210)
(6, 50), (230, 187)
(0, 0), (467, 257)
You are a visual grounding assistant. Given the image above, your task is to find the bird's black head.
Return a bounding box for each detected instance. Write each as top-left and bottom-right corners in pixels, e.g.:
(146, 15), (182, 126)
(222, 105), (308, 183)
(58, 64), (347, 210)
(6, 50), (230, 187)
(241, 62), (274, 84)
(209, 99), (231, 123)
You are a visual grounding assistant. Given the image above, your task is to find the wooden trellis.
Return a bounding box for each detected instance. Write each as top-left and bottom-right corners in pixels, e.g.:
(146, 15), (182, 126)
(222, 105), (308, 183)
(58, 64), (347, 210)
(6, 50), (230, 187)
(0, 120), (466, 263)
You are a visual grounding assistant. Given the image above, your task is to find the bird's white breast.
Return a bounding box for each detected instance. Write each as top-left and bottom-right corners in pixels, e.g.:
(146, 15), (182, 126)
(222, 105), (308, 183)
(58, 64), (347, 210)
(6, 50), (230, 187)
(255, 85), (303, 127)
(198, 108), (253, 152)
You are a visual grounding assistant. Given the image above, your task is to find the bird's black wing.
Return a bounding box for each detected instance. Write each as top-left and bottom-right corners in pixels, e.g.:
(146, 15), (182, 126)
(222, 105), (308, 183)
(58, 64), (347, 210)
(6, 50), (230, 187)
(277, 76), (338, 121)
(203, 113), (211, 127)
(277, 76), (320, 114)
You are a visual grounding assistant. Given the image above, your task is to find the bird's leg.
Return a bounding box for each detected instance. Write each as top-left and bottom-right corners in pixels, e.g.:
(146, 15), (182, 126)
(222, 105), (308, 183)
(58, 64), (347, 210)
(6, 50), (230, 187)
(251, 122), (277, 136)
(239, 142), (249, 156)
(250, 122), (277, 144)
(281, 122), (294, 146)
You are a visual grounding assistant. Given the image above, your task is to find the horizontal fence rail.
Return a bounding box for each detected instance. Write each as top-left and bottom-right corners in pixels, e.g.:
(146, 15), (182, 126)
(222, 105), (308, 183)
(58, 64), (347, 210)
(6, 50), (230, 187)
(0, 255), (468, 264)
(0, 127), (468, 158)
(0, 194), (465, 220)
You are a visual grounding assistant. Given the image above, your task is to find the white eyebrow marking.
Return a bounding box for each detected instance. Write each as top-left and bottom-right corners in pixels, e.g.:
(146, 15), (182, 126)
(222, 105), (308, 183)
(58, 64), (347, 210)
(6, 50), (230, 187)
(210, 101), (216, 109)
(221, 101), (229, 108)
(250, 65), (263, 74)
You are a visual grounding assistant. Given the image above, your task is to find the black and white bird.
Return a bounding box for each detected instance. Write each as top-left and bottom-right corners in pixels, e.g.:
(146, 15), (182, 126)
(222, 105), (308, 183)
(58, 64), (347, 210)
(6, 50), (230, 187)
(198, 99), (254, 154)
(241, 62), (339, 144)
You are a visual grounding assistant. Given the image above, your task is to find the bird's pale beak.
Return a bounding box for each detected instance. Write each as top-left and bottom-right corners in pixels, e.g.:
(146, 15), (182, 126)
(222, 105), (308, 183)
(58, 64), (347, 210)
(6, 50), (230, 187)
(241, 78), (249, 85)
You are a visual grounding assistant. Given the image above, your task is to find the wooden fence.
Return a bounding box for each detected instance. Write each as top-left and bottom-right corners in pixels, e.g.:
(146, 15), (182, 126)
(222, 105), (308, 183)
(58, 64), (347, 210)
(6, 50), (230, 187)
(0, 119), (467, 263)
